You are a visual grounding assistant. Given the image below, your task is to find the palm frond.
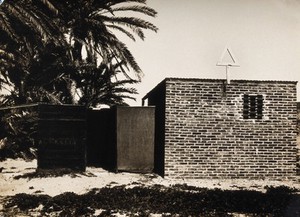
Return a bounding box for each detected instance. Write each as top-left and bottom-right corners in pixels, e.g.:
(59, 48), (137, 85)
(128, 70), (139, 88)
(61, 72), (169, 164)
(105, 0), (147, 8)
(39, 0), (58, 15)
(106, 24), (136, 41)
(5, 4), (47, 40)
(0, 49), (14, 61)
(101, 16), (158, 32)
(109, 38), (143, 78)
(111, 5), (157, 17)
(0, 11), (19, 41)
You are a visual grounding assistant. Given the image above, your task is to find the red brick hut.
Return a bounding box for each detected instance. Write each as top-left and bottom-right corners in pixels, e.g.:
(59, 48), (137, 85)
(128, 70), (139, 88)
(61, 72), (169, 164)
(143, 78), (298, 180)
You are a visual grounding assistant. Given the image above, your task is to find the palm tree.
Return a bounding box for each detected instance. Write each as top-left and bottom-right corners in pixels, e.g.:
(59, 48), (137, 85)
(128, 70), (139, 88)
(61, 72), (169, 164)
(55, 0), (158, 78)
(0, 0), (67, 105)
(77, 57), (138, 108)
(0, 0), (158, 106)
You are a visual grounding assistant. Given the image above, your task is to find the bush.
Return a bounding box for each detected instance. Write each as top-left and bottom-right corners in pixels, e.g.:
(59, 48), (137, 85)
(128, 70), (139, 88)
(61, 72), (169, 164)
(0, 107), (38, 160)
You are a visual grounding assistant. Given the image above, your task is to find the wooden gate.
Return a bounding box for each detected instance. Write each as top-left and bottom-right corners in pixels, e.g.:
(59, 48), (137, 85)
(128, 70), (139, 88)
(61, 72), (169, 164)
(37, 104), (86, 171)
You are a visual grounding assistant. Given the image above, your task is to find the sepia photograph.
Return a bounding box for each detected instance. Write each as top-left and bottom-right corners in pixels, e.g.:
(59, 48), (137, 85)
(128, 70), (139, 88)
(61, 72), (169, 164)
(0, 0), (299, 216)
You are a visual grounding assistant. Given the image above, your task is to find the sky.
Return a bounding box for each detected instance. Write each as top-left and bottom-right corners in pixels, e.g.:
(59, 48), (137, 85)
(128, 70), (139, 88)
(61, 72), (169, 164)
(123, 0), (300, 105)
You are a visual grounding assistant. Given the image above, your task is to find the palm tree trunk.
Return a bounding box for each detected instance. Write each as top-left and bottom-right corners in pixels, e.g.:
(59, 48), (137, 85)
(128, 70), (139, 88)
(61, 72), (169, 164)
(72, 40), (82, 64)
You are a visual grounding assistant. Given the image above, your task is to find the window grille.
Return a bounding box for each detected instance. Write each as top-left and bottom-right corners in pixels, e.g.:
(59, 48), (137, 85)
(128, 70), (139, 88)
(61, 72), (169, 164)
(243, 94), (263, 119)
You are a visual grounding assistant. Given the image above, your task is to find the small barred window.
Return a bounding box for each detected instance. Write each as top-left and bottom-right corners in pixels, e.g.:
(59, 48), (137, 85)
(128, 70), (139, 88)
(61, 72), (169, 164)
(243, 94), (263, 119)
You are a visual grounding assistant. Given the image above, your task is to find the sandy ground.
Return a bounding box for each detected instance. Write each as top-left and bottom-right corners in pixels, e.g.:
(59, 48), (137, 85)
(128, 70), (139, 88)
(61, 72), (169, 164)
(0, 158), (299, 199)
(0, 158), (300, 216)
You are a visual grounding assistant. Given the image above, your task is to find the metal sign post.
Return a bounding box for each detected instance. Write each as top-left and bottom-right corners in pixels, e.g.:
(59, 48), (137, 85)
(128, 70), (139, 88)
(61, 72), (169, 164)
(217, 46), (240, 84)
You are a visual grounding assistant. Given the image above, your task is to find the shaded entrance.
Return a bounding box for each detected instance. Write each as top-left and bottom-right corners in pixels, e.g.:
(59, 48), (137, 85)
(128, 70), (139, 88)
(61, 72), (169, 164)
(87, 106), (155, 173)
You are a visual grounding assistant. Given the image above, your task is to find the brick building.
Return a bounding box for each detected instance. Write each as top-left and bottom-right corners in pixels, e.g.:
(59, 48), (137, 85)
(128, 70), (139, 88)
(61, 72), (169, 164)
(143, 78), (298, 180)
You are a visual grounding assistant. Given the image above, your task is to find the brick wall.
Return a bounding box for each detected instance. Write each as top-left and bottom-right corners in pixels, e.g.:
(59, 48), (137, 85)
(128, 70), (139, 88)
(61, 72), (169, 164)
(146, 78), (298, 180)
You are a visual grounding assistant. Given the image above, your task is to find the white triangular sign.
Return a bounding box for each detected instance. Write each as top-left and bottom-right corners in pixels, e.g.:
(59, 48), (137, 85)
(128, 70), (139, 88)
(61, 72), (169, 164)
(217, 47), (240, 67)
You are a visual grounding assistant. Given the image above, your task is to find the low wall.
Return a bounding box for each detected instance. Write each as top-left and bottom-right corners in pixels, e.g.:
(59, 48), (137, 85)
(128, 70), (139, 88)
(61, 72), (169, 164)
(37, 104), (86, 171)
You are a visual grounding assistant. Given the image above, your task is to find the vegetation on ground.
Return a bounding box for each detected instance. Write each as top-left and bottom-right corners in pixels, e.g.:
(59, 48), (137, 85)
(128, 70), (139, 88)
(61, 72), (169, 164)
(3, 184), (297, 216)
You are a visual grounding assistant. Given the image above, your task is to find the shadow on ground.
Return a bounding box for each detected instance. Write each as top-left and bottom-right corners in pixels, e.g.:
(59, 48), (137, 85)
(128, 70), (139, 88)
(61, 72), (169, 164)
(13, 169), (96, 179)
(2, 184), (299, 217)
